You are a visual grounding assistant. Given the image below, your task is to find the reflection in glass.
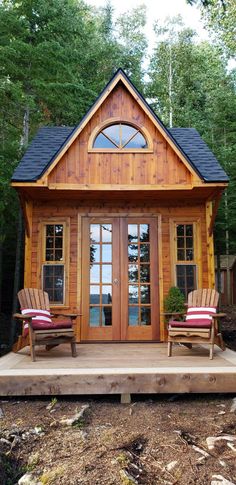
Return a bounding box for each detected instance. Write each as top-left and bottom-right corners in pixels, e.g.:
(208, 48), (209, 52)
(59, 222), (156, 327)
(90, 286), (100, 304)
(125, 132), (147, 149)
(186, 225), (193, 236)
(140, 244), (150, 262)
(177, 249), (185, 261)
(102, 286), (112, 304)
(141, 307), (151, 326)
(102, 224), (112, 242)
(43, 265), (64, 304)
(90, 245), (100, 263)
(46, 225), (54, 236)
(129, 285), (138, 303)
(102, 306), (112, 326)
(104, 125), (120, 146)
(55, 249), (63, 261)
(186, 237), (193, 248)
(93, 133), (116, 149)
(141, 285), (150, 304)
(128, 264), (138, 283)
(186, 249), (193, 261)
(140, 264), (150, 283)
(102, 265), (112, 283)
(89, 307), (100, 327)
(129, 306), (139, 326)
(121, 125), (137, 146)
(140, 224), (149, 242)
(55, 237), (63, 248)
(90, 224), (100, 243)
(102, 244), (112, 262)
(177, 237), (184, 248)
(128, 245), (138, 262)
(46, 237), (53, 248)
(128, 225), (138, 243)
(177, 225), (184, 236)
(90, 264), (100, 283)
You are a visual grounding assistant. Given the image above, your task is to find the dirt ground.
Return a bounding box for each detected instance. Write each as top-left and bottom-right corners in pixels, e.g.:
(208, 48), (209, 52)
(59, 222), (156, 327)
(0, 394), (236, 485)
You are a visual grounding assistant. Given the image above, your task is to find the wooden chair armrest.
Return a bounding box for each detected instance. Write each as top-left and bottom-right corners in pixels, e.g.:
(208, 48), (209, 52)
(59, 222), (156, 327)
(212, 313), (226, 319)
(13, 313), (33, 320)
(51, 313), (82, 319)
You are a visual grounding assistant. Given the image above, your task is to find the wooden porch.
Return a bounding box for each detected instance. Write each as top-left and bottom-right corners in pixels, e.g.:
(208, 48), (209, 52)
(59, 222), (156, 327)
(0, 343), (236, 396)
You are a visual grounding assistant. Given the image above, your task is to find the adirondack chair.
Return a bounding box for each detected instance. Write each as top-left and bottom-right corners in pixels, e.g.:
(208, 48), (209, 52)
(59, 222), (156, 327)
(13, 288), (79, 361)
(166, 289), (226, 359)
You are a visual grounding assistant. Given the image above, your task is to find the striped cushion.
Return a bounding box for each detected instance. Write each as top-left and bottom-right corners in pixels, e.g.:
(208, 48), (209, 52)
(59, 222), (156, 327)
(169, 306), (216, 329)
(21, 308), (52, 335)
(21, 309), (72, 336)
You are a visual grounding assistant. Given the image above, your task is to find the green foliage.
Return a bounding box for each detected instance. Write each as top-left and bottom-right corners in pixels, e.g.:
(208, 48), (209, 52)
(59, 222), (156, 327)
(164, 287), (186, 313)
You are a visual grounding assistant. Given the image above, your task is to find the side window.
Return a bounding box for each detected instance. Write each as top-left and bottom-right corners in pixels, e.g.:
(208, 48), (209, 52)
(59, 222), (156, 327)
(174, 223), (197, 299)
(41, 223), (67, 305)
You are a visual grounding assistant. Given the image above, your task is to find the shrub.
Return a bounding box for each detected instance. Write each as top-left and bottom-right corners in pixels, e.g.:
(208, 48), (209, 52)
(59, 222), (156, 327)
(164, 286), (185, 314)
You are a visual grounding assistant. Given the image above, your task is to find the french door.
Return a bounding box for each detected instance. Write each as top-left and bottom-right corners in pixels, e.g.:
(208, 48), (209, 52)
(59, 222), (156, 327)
(81, 216), (159, 341)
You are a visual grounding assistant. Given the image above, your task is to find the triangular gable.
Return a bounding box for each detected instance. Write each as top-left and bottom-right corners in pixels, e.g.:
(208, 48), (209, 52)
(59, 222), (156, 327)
(38, 69), (202, 184)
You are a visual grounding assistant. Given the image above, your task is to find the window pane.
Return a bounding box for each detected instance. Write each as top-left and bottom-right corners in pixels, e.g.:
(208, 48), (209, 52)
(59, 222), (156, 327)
(90, 307), (100, 327)
(46, 237), (53, 248)
(128, 245), (138, 262)
(103, 125), (120, 146)
(140, 264), (150, 283)
(141, 285), (150, 304)
(43, 265), (64, 304)
(102, 224), (112, 242)
(102, 286), (112, 304)
(186, 249), (194, 261)
(129, 307), (139, 326)
(177, 237), (184, 248)
(177, 249), (185, 261)
(176, 265), (196, 299)
(46, 250), (54, 261)
(186, 225), (193, 236)
(102, 265), (112, 283)
(90, 286), (100, 304)
(102, 306), (112, 326)
(128, 264), (139, 283)
(141, 307), (151, 326)
(140, 224), (149, 242)
(177, 225), (184, 236)
(55, 237), (63, 249)
(91, 245), (100, 263)
(121, 124), (137, 146)
(140, 244), (150, 262)
(129, 285), (138, 303)
(124, 132), (147, 149)
(186, 237), (193, 248)
(46, 225), (54, 236)
(90, 264), (100, 283)
(90, 224), (100, 243)
(55, 249), (63, 261)
(128, 225), (138, 243)
(93, 133), (116, 148)
(102, 244), (112, 262)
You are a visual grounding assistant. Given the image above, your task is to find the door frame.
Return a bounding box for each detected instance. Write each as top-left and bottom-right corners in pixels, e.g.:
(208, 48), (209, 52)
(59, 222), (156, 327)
(77, 212), (163, 342)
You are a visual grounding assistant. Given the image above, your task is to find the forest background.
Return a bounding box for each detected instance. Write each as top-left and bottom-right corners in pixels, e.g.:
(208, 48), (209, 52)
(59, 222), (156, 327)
(0, 0), (235, 348)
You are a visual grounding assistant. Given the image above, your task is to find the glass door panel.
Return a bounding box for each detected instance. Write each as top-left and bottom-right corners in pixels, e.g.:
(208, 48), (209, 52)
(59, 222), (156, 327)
(81, 218), (120, 341)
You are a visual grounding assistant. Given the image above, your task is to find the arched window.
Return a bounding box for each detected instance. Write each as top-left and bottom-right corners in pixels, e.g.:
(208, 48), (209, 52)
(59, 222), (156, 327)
(93, 123), (148, 150)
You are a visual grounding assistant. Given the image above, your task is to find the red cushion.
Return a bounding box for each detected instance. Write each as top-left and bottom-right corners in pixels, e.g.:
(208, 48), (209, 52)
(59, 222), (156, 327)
(169, 319), (211, 328)
(23, 320), (72, 337)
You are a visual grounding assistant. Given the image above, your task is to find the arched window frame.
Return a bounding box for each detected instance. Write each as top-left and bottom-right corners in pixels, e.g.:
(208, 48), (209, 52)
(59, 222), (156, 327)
(88, 118), (153, 153)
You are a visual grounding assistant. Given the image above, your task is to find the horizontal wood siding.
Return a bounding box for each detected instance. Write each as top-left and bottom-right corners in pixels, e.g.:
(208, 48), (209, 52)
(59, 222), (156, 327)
(48, 85), (192, 187)
(29, 200), (208, 341)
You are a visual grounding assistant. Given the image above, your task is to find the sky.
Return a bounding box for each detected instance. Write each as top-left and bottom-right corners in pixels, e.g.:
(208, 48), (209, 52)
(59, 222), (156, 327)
(87, 0), (209, 53)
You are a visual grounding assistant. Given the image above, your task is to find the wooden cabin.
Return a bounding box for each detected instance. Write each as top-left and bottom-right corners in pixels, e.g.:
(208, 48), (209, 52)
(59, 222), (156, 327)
(11, 69), (229, 344)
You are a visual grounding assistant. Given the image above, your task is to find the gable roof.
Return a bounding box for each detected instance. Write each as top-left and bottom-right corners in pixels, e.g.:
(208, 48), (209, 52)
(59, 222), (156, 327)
(11, 68), (229, 184)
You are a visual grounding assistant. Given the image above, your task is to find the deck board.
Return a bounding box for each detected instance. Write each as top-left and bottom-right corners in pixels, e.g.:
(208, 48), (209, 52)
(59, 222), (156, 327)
(0, 343), (235, 395)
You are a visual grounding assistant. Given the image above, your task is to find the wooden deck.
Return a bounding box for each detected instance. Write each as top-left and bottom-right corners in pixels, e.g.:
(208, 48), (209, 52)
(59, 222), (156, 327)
(0, 343), (236, 396)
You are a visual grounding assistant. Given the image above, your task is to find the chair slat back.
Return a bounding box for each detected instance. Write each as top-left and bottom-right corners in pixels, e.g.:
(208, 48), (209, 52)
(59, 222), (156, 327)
(188, 289), (219, 308)
(18, 288), (50, 311)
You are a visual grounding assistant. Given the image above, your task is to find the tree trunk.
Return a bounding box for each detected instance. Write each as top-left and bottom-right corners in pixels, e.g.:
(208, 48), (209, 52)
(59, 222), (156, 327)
(10, 209), (24, 345)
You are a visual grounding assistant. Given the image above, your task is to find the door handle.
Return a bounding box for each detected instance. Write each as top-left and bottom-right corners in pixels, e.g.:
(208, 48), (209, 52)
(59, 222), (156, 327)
(113, 278), (119, 285)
